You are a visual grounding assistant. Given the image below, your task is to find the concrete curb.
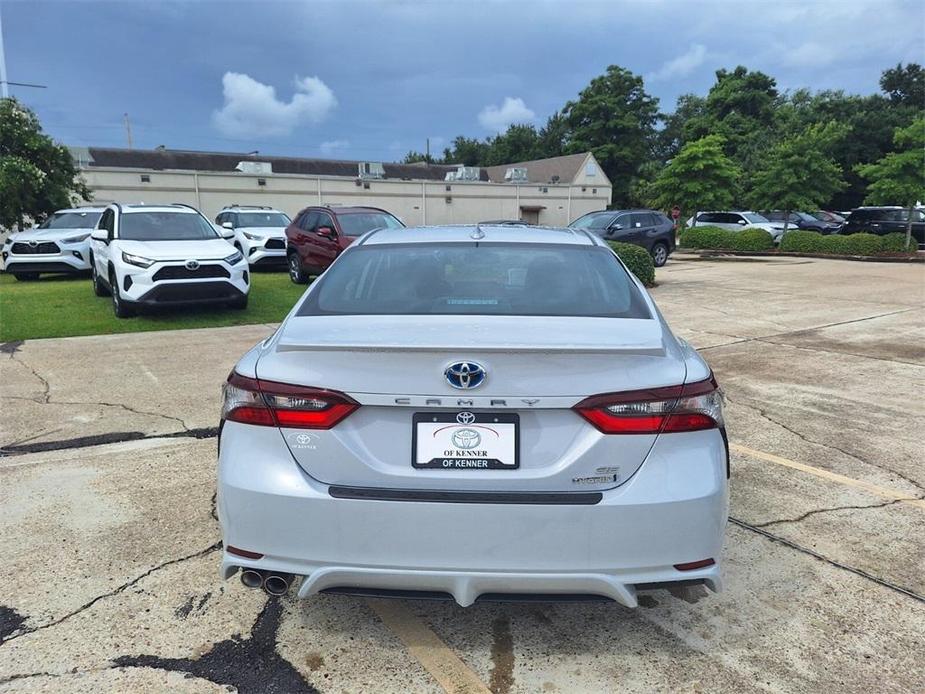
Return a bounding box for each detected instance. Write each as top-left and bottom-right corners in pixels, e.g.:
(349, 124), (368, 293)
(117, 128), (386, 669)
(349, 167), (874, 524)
(675, 249), (925, 264)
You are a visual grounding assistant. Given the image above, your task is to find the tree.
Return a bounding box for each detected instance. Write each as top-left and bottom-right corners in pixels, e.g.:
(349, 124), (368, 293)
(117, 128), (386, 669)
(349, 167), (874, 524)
(880, 63), (925, 107)
(561, 65), (659, 205)
(857, 118), (925, 250)
(651, 135), (739, 224)
(482, 124), (541, 166)
(402, 150), (433, 164)
(536, 112), (569, 159)
(441, 136), (488, 166)
(0, 98), (90, 230)
(748, 122), (847, 231)
(655, 93), (707, 161)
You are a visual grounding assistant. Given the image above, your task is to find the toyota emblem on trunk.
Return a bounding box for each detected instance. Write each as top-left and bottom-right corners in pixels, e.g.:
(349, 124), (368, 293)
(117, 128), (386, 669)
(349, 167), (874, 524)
(445, 362), (486, 389)
(185, 259), (200, 270)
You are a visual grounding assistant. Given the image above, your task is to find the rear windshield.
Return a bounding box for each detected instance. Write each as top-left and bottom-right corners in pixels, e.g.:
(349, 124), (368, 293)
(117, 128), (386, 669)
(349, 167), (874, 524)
(39, 211), (102, 229)
(337, 212), (404, 236)
(120, 212), (219, 241)
(298, 243), (651, 318)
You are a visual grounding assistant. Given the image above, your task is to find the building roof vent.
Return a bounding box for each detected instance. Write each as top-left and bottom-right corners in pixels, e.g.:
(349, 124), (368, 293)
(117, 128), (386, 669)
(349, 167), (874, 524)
(358, 162), (385, 179)
(504, 167), (528, 182)
(454, 165), (481, 181)
(235, 161), (273, 175)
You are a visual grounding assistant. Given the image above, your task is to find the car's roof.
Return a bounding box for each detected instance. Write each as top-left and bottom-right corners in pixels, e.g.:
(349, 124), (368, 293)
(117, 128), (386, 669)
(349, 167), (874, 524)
(55, 207), (105, 214)
(309, 205), (394, 215)
(359, 224), (602, 247)
(119, 204), (198, 214)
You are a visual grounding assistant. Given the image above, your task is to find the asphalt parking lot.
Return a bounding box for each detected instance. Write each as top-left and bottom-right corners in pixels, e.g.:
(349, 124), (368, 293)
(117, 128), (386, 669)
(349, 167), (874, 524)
(0, 255), (923, 693)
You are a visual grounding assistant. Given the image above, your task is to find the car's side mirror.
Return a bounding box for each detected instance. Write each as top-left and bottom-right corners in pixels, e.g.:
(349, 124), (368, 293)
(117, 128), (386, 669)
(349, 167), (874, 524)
(316, 226), (335, 238)
(737, 219), (748, 225)
(90, 228), (108, 243)
(610, 223), (623, 231)
(222, 221), (234, 230)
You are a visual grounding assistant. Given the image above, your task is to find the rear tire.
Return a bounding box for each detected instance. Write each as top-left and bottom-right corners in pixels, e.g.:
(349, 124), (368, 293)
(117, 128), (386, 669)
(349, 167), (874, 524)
(111, 273), (136, 318)
(229, 294), (249, 310)
(651, 242), (669, 268)
(288, 253), (309, 284)
(13, 272), (39, 281)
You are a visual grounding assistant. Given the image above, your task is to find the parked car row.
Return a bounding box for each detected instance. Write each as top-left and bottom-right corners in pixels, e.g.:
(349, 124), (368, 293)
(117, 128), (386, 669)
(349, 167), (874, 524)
(684, 207), (924, 246)
(1, 202), (409, 318)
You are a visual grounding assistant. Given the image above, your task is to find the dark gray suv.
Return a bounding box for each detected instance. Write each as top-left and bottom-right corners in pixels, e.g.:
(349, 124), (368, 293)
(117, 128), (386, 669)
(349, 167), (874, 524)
(570, 209), (676, 266)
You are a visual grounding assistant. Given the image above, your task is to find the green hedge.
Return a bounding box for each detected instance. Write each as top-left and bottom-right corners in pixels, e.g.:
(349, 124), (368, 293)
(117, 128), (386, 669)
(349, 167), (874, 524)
(680, 226), (775, 252)
(780, 230), (914, 256)
(608, 241), (655, 287)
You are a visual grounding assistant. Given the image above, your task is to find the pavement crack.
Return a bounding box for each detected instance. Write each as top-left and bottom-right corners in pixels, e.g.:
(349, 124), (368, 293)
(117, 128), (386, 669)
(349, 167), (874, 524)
(8, 353), (50, 403)
(753, 337), (925, 368)
(729, 517), (925, 604)
(0, 426), (219, 456)
(489, 614), (515, 694)
(0, 541), (221, 645)
(728, 395), (925, 494)
(751, 498), (918, 528)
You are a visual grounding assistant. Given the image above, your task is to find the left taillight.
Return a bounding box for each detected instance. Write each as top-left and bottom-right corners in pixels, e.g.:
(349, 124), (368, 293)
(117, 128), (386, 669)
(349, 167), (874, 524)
(222, 372), (359, 429)
(573, 374), (723, 435)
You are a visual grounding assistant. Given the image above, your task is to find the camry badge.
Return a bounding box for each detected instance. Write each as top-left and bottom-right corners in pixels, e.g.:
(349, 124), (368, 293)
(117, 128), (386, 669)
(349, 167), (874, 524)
(445, 362), (486, 389)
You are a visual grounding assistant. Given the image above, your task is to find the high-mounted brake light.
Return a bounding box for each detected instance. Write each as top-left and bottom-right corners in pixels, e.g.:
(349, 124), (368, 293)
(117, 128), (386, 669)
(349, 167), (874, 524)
(573, 375), (722, 435)
(222, 372), (359, 429)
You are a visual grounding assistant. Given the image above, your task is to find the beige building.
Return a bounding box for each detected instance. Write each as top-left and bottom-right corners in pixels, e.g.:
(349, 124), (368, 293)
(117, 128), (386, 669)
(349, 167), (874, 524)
(71, 148), (612, 226)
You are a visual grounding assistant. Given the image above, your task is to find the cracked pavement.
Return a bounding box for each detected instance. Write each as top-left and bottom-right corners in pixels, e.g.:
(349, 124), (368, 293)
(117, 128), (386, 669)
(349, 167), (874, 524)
(1, 256), (923, 693)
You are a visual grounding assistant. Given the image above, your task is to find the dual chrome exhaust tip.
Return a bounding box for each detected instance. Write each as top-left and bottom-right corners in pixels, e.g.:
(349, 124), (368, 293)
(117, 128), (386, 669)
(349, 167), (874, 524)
(240, 568), (293, 596)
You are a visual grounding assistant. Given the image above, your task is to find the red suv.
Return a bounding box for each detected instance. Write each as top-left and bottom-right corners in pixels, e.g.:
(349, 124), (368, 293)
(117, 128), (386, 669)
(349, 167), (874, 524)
(285, 205), (405, 283)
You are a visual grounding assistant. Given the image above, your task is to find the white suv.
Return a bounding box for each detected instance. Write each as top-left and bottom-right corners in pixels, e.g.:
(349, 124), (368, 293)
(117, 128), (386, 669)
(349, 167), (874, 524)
(89, 203), (249, 318)
(2, 207), (104, 280)
(214, 206), (291, 268)
(686, 211), (786, 243)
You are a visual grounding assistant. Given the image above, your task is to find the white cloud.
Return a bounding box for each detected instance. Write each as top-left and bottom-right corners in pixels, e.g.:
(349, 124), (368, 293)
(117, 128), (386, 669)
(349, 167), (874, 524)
(648, 44), (707, 81)
(477, 97), (535, 133)
(320, 139), (350, 156)
(212, 72), (336, 138)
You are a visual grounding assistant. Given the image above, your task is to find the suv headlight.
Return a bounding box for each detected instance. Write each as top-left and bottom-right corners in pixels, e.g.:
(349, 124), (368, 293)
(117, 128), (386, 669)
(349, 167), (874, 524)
(61, 233), (91, 244)
(223, 250), (244, 265)
(122, 252), (155, 268)
(242, 231), (261, 241)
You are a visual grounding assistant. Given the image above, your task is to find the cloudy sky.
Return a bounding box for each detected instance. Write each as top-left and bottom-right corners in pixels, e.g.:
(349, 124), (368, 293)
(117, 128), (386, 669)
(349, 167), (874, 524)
(4, 0), (923, 161)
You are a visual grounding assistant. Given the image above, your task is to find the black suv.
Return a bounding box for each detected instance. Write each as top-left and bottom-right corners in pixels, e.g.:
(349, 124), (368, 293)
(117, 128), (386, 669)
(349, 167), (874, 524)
(760, 211), (839, 234)
(570, 209), (676, 267)
(840, 207), (925, 246)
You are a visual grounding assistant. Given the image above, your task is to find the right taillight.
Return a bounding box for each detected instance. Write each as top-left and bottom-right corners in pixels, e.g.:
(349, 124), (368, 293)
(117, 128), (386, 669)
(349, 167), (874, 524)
(222, 372), (359, 429)
(573, 374), (723, 435)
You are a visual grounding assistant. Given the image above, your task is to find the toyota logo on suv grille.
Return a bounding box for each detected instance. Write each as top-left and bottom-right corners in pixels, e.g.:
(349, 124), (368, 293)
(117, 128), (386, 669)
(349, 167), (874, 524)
(444, 362), (486, 389)
(185, 259), (200, 271)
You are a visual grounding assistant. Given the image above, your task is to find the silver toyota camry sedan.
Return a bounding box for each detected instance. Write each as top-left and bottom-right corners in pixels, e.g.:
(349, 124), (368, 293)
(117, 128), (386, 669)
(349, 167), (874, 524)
(217, 224), (728, 607)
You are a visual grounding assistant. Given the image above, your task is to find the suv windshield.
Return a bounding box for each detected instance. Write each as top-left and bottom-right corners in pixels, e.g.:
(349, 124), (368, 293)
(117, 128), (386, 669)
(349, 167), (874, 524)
(120, 212), (219, 241)
(571, 213), (616, 230)
(237, 212), (290, 227)
(39, 211), (102, 229)
(742, 213), (770, 223)
(299, 243), (651, 318)
(336, 212), (404, 236)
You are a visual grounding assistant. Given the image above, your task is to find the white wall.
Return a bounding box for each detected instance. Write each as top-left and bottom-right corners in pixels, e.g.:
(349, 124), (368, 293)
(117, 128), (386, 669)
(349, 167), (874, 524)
(81, 168), (611, 227)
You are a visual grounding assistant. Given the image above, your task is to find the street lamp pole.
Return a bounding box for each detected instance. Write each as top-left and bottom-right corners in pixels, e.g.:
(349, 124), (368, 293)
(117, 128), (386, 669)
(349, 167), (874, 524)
(0, 5), (9, 99)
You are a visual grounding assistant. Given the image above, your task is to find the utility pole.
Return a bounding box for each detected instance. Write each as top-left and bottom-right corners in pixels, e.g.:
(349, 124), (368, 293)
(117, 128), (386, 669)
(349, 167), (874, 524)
(425, 137), (430, 164)
(123, 113), (133, 148)
(0, 5), (9, 99)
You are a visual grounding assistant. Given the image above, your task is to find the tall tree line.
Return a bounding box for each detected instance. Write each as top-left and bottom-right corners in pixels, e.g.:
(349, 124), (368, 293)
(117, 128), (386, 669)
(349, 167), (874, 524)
(406, 63), (923, 211)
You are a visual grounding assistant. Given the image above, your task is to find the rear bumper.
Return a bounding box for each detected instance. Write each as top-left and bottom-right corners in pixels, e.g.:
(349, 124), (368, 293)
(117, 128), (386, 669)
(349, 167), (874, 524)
(218, 423), (728, 607)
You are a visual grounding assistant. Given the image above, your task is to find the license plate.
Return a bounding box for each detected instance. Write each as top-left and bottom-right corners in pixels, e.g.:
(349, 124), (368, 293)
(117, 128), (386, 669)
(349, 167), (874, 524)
(412, 412), (519, 470)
